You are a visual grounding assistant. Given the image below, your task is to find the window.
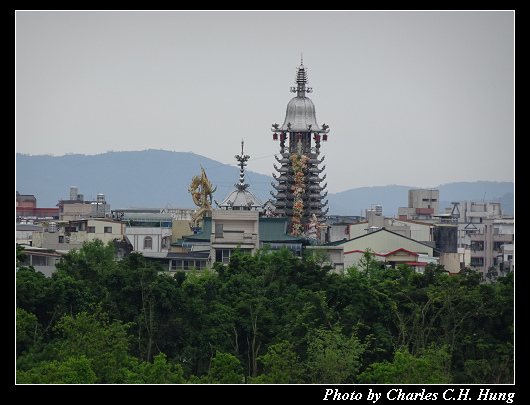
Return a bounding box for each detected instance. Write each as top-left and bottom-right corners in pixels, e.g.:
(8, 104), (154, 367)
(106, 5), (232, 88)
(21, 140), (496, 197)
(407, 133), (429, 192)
(215, 249), (233, 263)
(470, 257), (484, 267)
(32, 255), (47, 266)
(170, 259), (207, 271)
(88, 226), (96, 233)
(58, 236), (64, 243)
(493, 241), (504, 251)
(144, 236), (152, 249)
(215, 224), (224, 238)
(104, 227), (112, 233)
(470, 241), (484, 251)
(170, 259), (182, 271)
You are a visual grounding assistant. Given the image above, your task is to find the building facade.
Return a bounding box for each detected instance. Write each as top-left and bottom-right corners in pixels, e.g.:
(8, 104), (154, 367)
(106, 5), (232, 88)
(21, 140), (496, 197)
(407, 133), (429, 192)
(468, 218), (514, 277)
(32, 218), (125, 250)
(445, 201), (514, 277)
(398, 189), (439, 221)
(57, 186), (110, 221)
(309, 228), (437, 273)
(16, 191), (59, 222)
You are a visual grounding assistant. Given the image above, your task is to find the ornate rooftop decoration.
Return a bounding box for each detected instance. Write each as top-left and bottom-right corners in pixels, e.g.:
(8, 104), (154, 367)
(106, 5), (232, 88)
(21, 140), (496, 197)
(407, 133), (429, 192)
(234, 140), (250, 191)
(271, 58), (329, 135)
(188, 166), (216, 226)
(215, 140), (263, 211)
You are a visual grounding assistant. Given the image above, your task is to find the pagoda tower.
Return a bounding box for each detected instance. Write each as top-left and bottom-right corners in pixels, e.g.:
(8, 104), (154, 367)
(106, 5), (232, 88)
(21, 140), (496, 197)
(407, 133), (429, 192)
(270, 60), (330, 236)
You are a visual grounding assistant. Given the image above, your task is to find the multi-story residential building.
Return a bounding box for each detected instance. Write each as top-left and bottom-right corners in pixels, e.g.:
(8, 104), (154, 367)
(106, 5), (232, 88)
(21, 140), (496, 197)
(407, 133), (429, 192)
(468, 218), (514, 277)
(398, 189), (439, 221)
(445, 201), (514, 277)
(447, 201), (504, 248)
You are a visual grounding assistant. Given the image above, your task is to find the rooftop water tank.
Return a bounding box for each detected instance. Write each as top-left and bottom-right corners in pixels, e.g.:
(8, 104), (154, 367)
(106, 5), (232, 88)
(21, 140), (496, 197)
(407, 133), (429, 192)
(70, 186), (78, 200)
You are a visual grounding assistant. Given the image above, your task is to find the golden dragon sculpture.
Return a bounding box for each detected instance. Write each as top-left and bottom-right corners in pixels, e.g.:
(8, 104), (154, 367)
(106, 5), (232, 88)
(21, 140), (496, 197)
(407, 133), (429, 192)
(188, 166), (216, 226)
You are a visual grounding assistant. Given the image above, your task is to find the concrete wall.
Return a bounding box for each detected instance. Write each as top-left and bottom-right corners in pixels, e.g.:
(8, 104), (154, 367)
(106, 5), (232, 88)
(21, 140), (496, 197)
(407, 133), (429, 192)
(125, 227), (172, 253)
(211, 210), (260, 258)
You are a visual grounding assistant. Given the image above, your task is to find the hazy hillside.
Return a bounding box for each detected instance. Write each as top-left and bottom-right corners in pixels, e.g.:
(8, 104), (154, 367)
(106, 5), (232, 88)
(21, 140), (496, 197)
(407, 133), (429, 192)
(15, 150), (274, 209)
(16, 150), (514, 216)
(328, 182), (514, 216)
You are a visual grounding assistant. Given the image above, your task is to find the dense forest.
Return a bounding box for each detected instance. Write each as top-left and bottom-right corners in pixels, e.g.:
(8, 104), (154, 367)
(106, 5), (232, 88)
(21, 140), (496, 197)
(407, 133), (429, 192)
(16, 240), (513, 384)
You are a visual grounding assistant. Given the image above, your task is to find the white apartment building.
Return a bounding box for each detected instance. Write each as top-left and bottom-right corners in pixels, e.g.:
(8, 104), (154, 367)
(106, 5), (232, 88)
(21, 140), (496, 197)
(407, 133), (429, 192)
(447, 202), (514, 277)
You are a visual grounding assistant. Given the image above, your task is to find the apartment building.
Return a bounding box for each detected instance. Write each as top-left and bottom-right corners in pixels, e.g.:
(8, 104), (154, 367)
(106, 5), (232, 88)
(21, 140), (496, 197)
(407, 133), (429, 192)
(398, 189), (439, 221)
(468, 218), (514, 277)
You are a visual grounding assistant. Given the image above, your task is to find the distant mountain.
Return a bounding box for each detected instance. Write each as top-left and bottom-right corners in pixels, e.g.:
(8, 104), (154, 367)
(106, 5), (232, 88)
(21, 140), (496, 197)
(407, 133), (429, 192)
(15, 150), (274, 209)
(437, 181), (514, 216)
(327, 181), (514, 216)
(326, 185), (411, 218)
(16, 150), (514, 216)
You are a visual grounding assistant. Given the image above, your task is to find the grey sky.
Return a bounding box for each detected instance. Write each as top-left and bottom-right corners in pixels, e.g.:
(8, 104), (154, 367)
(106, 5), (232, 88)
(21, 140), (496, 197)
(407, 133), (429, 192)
(16, 11), (514, 193)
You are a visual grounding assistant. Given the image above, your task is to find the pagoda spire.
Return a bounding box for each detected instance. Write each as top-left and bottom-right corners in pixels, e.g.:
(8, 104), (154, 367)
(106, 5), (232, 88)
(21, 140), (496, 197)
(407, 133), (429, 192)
(215, 140), (263, 211)
(290, 57), (312, 97)
(234, 139), (250, 191)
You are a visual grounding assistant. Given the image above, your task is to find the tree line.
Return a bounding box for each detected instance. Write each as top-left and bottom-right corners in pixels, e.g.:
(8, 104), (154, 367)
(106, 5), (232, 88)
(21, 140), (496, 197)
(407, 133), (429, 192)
(16, 240), (513, 384)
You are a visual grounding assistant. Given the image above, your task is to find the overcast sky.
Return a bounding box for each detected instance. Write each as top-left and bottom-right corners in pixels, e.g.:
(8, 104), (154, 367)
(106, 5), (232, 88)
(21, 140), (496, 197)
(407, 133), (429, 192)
(16, 11), (514, 193)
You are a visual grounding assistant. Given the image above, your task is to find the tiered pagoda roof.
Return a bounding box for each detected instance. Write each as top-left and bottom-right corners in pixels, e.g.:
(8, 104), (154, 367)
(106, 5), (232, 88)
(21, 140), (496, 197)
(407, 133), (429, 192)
(270, 60), (330, 236)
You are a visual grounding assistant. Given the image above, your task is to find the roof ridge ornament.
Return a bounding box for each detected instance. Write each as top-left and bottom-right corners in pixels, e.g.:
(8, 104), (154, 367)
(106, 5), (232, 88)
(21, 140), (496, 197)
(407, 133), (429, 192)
(234, 139), (250, 191)
(217, 140), (264, 210)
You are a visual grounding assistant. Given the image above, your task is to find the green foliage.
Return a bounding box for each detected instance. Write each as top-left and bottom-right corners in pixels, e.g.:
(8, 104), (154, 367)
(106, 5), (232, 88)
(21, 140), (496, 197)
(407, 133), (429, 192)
(305, 326), (367, 383)
(126, 353), (185, 384)
(53, 306), (134, 383)
(16, 244), (28, 268)
(17, 355), (98, 384)
(16, 239), (514, 384)
(16, 308), (38, 356)
(250, 341), (303, 384)
(358, 344), (452, 384)
(208, 352), (244, 383)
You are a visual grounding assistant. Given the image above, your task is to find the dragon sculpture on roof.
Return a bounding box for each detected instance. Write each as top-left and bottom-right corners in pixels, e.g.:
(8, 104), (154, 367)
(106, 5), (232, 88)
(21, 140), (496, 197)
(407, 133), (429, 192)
(188, 166), (216, 226)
